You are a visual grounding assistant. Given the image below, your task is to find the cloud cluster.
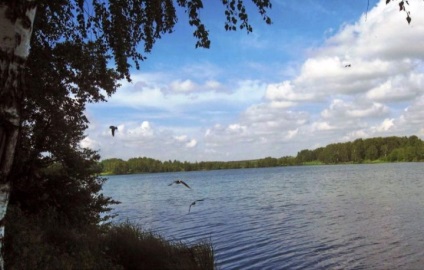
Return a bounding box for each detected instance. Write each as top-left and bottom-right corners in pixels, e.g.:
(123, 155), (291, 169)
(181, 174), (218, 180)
(229, 0), (424, 154)
(84, 0), (424, 161)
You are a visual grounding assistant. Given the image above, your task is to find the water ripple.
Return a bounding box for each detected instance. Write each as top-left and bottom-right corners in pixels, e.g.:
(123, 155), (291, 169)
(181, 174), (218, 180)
(103, 164), (424, 269)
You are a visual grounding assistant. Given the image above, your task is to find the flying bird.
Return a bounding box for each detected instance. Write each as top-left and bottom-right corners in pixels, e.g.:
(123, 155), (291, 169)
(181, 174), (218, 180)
(109, 126), (118, 136)
(189, 199), (205, 213)
(168, 180), (191, 189)
(345, 64), (351, 68)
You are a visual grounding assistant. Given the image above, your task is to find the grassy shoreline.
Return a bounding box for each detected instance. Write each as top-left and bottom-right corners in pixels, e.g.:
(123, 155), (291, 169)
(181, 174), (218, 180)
(6, 206), (216, 269)
(104, 223), (216, 270)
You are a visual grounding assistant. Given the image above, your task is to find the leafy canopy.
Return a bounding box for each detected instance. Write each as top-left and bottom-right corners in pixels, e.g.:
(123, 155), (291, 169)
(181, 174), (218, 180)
(5, 1), (272, 266)
(31, 0), (272, 84)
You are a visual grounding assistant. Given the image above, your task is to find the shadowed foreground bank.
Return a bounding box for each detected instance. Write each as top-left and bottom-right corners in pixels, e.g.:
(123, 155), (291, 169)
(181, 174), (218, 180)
(5, 207), (215, 270)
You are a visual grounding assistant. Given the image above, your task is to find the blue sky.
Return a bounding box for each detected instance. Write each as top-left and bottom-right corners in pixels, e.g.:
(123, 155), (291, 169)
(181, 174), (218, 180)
(82, 0), (424, 162)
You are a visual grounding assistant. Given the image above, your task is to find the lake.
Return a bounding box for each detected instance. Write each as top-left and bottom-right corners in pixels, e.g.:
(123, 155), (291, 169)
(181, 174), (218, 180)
(102, 163), (424, 269)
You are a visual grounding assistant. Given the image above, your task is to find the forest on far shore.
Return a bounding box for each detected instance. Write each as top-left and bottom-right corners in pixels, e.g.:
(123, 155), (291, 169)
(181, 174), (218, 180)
(100, 135), (424, 175)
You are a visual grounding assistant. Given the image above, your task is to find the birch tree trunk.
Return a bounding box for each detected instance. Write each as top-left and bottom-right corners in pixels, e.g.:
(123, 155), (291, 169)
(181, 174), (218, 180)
(0, 1), (36, 269)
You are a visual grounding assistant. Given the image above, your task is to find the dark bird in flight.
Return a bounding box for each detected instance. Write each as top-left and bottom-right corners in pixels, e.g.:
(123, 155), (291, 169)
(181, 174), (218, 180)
(168, 180), (191, 189)
(110, 126), (118, 136)
(189, 199), (205, 213)
(345, 64), (351, 68)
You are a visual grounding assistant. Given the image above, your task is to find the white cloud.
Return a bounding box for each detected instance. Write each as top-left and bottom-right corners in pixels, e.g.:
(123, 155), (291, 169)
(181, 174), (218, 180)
(322, 1), (424, 61)
(101, 73), (266, 118)
(269, 101), (297, 109)
(168, 79), (226, 93)
(311, 121), (335, 131)
(265, 81), (316, 103)
(395, 96), (424, 132)
(227, 124), (247, 133)
(174, 135), (188, 142)
(204, 80), (226, 91)
(80, 137), (100, 150)
(241, 104), (309, 128)
(170, 79), (198, 93)
(285, 129), (299, 140)
(280, 0), (424, 104)
(173, 135), (198, 148)
(366, 72), (424, 102)
(321, 99), (389, 119)
(137, 121), (153, 136)
(373, 118), (395, 132)
(288, 55), (418, 101)
(185, 139), (198, 148)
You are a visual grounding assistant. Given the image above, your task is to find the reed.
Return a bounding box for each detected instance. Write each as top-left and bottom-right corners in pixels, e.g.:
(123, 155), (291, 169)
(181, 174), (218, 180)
(104, 222), (216, 270)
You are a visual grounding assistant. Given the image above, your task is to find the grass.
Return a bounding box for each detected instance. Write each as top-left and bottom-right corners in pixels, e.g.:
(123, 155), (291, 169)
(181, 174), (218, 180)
(301, 161), (325, 166)
(363, 159), (386, 164)
(5, 206), (217, 270)
(302, 160), (393, 166)
(104, 222), (216, 270)
(100, 171), (115, 176)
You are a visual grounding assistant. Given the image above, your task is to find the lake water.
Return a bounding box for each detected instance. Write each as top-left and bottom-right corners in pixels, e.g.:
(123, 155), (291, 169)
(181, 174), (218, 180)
(102, 163), (424, 269)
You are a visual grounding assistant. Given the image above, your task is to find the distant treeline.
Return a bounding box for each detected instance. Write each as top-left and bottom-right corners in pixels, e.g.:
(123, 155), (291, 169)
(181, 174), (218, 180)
(296, 135), (423, 164)
(101, 156), (298, 175)
(100, 135), (424, 175)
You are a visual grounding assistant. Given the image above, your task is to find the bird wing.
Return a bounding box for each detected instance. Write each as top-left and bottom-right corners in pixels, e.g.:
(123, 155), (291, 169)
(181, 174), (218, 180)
(180, 180), (191, 189)
(110, 126), (117, 136)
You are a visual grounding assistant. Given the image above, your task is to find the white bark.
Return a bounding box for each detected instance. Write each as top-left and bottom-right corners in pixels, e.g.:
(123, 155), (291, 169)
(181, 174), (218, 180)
(0, 4), (36, 57)
(0, 2), (36, 269)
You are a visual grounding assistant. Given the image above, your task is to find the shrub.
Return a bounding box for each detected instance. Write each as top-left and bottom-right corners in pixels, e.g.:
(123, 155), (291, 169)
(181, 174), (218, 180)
(4, 206), (120, 270)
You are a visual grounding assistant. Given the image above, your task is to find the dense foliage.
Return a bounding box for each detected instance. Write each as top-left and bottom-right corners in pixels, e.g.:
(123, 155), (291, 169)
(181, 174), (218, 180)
(100, 156), (297, 174)
(297, 135), (424, 164)
(4, 0), (121, 265)
(101, 135), (424, 174)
